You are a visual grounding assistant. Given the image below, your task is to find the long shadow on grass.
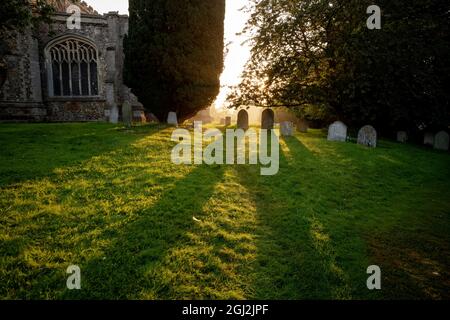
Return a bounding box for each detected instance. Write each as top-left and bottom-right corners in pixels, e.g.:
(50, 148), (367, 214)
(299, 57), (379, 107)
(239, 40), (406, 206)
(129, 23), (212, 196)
(0, 124), (191, 299)
(284, 134), (450, 299)
(315, 138), (450, 299)
(60, 164), (225, 299)
(0, 123), (165, 187)
(235, 135), (368, 299)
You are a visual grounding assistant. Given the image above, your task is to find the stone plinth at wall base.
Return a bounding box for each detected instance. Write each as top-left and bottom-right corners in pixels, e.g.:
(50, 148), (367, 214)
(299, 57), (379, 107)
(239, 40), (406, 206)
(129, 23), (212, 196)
(133, 110), (146, 123)
(46, 100), (107, 122)
(145, 113), (160, 123)
(131, 103), (147, 123)
(0, 102), (47, 122)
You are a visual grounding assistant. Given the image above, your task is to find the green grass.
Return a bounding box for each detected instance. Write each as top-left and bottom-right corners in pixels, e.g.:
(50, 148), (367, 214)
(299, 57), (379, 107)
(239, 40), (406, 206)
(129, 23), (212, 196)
(0, 123), (449, 300)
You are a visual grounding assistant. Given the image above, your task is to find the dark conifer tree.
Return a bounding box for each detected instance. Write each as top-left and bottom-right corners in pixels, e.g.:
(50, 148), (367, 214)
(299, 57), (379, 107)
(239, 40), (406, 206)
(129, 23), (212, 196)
(124, 0), (225, 122)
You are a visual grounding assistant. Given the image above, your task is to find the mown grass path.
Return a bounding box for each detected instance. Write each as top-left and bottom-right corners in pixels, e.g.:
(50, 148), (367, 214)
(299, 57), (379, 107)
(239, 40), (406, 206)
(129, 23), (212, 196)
(0, 123), (449, 299)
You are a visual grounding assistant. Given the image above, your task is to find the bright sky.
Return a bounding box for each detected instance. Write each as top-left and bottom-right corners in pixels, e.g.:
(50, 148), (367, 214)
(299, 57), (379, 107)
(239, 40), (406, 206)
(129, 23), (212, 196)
(86, 0), (129, 15)
(86, 0), (251, 110)
(215, 0), (251, 109)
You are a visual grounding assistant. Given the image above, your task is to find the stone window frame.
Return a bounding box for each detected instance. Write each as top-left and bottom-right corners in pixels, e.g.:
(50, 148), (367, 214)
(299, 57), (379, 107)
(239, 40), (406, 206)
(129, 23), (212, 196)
(45, 35), (100, 98)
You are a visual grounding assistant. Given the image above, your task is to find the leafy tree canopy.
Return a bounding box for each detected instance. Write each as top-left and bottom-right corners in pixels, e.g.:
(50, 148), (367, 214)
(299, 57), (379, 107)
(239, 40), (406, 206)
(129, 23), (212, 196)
(1, 0), (54, 87)
(228, 0), (450, 133)
(0, 0), (54, 31)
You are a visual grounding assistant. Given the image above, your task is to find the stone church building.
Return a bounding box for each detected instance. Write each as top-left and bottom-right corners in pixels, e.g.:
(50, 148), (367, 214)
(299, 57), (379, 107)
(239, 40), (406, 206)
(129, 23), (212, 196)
(0, 0), (144, 122)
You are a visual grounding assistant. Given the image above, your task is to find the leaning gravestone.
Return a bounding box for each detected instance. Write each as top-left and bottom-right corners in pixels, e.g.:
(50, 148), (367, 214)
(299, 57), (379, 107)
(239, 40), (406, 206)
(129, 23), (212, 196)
(225, 116), (232, 126)
(280, 121), (294, 136)
(167, 112), (178, 126)
(122, 101), (132, 129)
(357, 125), (377, 148)
(327, 121), (347, 142)
(433, 131), (449, 151)
(261, 109), (275, 130)
(237, 110), (249, 130)
(397, 131), (408, 143)
(424, 132), (434, 146)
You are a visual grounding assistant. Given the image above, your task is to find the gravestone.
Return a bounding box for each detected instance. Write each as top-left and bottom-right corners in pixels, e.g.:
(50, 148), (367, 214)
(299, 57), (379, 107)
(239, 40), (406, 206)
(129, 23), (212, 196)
(193, 121), (202, 130)
(433, 131), (449, 151)
(122, 101), (132, 128)
(357, 125), (377, 148)
(261, 109), (275, 130)
(167, 112), (178, 126)
(225, 116), (232, 126)
(280, 121), (294, 136)
(424, 132), (434, 146)
(297, 119), (308, 133)
(109, 103), (119, 124)
(237, 110), (249, 130)
(327, 121), (347, 142)
(397, 131), (408, 143)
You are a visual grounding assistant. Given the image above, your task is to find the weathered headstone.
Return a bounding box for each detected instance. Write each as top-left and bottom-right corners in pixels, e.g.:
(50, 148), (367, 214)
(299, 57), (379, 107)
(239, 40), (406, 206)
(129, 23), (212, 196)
(167, 112), (178, 126)
(193, 121), (202, 130)
(297, 119), (308, 133)
(397, 131), (408, 143)
(225, 116), (232, 126)
(109, 103), (119, 124)
(434, 131), (449, 151)
(122, 101), (132, 128)
(357, 125), (377, 148)
(327, 121), (347, 142)
(424, 132), (434, 146)
(261, 109), (275, 130)
(280, 121), (294, 136)
(237, 110), (249, 130)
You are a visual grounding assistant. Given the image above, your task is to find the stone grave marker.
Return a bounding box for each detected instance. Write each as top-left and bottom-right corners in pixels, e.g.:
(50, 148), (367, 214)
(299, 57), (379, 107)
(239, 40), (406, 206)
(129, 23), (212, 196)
(167, 112), (178, 126)
(424, 132), (434, 146)
(122, 101), (132, 128)
(327, 121), (347, 142)
(357, 125), (377, 148)
(297, 119), (308, 133)
(280, 121), (294, 136)
(434, 131), (449, 151)
(109, 103), (119, 124)
(397, 131), (408, 143)
(237, 110), (249, 130)
(261, 109), (275, 130)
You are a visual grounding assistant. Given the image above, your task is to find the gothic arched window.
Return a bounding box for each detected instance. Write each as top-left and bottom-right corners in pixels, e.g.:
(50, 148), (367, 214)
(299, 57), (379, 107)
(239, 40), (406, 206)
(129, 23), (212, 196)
(46, 37), (99, 97)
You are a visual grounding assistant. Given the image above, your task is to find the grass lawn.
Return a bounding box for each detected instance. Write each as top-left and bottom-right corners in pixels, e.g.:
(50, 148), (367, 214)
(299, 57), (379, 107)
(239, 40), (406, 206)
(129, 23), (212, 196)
(0, 123), (449, 300)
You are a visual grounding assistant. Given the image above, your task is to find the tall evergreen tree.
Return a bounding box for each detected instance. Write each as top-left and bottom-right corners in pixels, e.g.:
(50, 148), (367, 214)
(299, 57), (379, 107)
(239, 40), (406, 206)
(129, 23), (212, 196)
(124, 0), (225, 122)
